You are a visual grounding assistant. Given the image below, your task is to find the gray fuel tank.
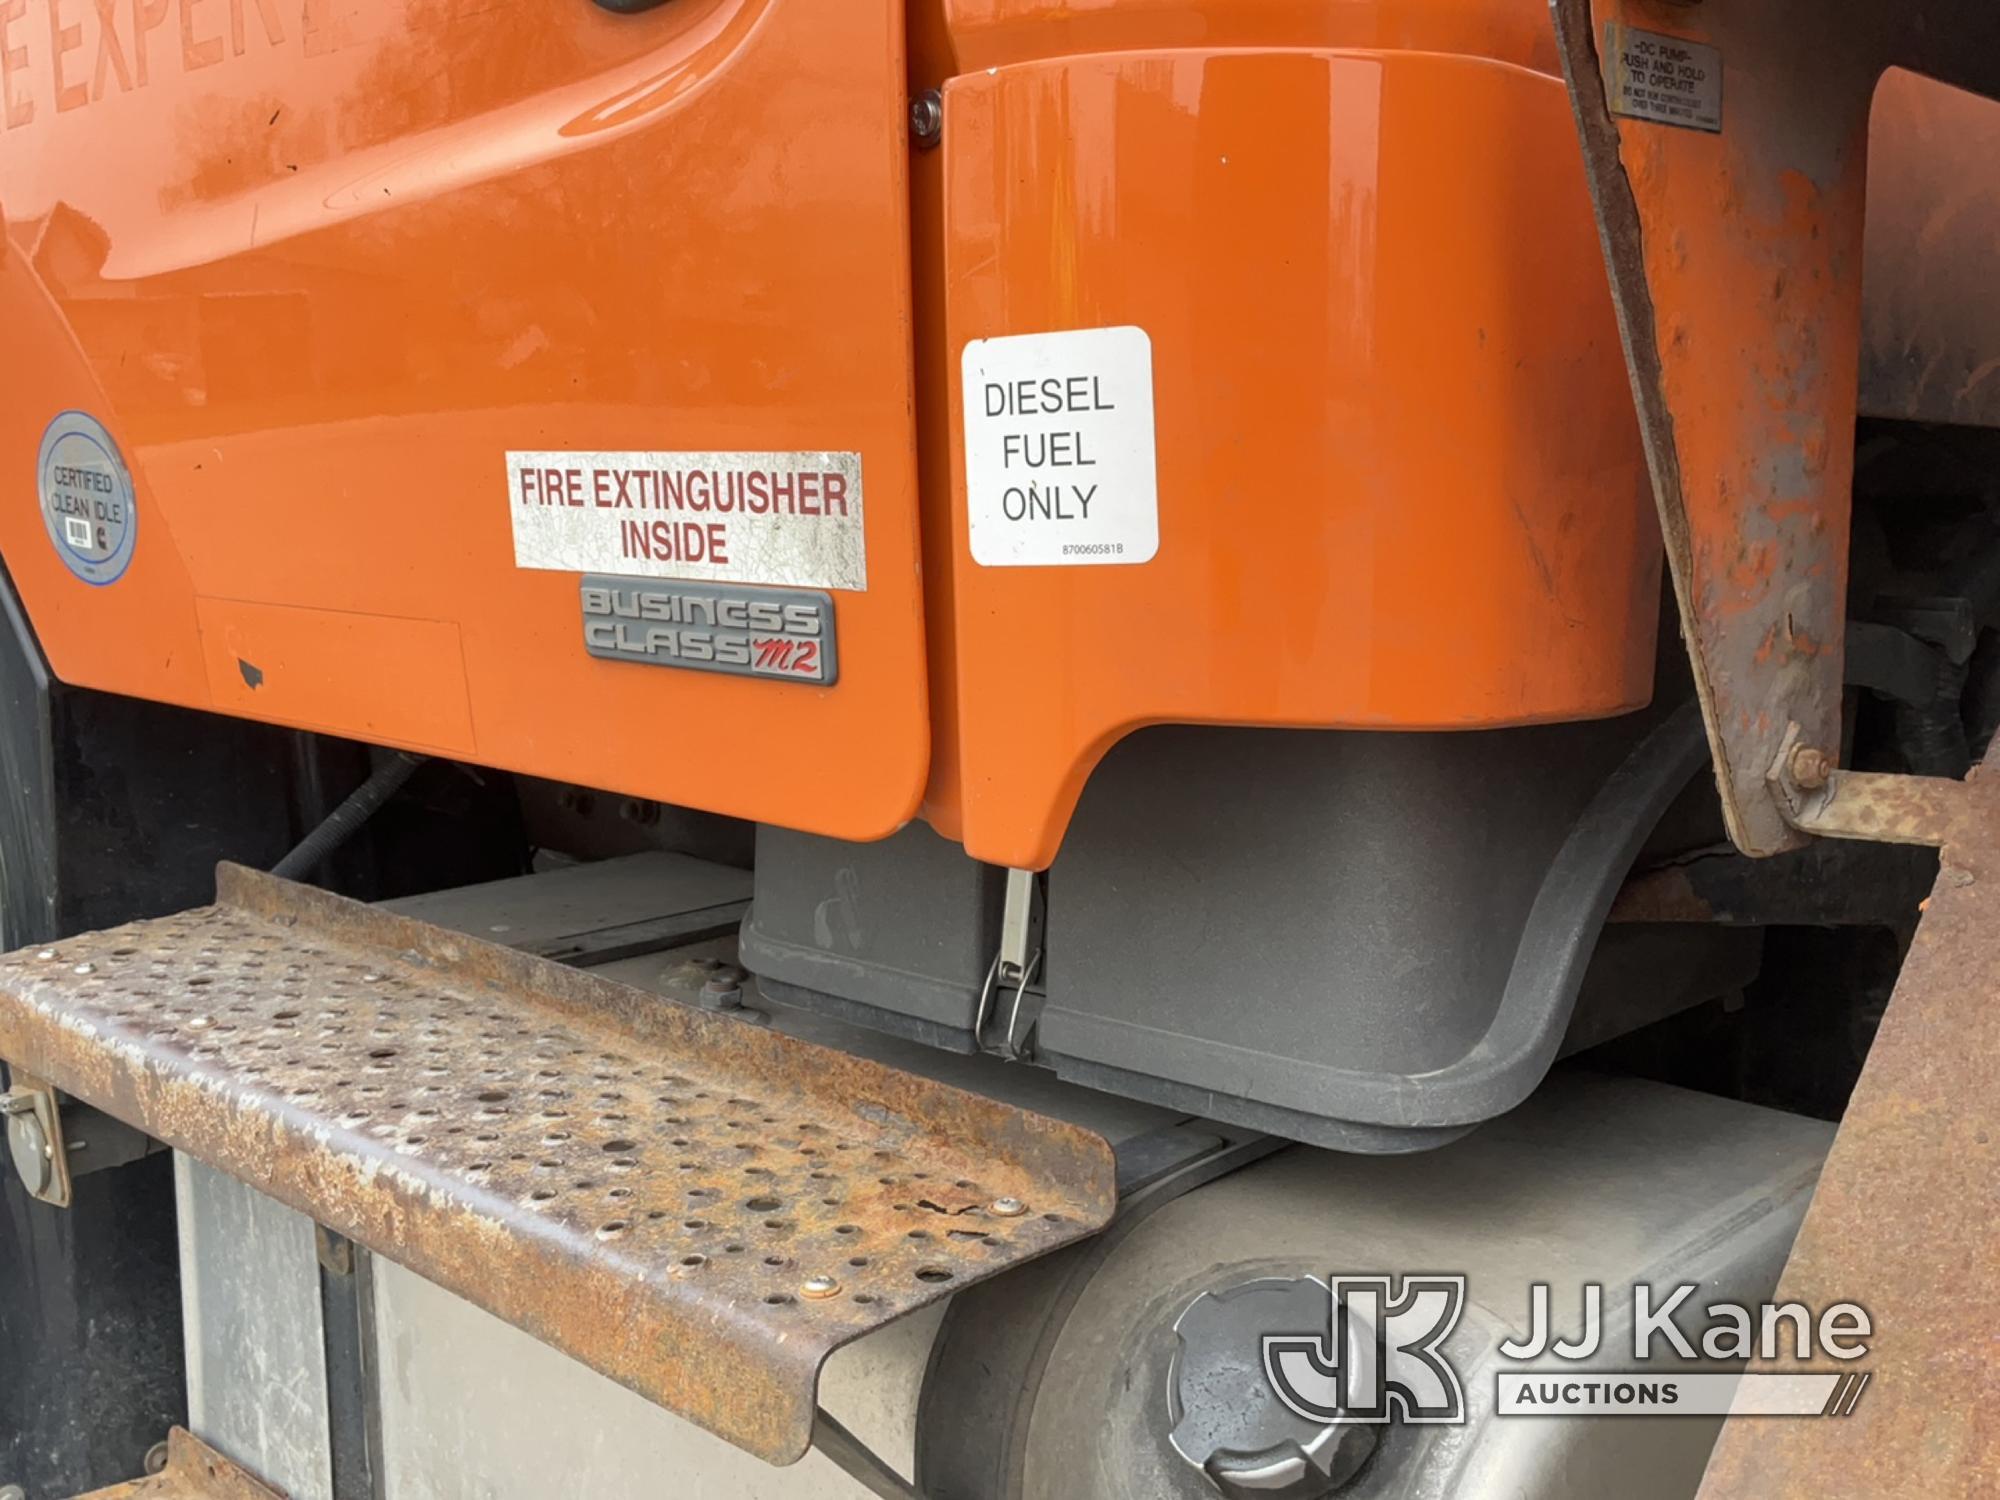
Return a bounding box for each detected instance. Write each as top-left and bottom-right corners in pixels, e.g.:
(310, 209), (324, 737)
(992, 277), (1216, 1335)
(918, 1071), (1831, 1500)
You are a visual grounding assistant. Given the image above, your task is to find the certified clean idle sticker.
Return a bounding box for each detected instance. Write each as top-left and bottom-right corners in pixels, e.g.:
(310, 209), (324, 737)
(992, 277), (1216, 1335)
(507, 451), (865, 591)
(581, 576), (836, 685)
(1604, 23), (1721, 133)
(38, 411), (137, 585)
(962, 325), (1159, 567)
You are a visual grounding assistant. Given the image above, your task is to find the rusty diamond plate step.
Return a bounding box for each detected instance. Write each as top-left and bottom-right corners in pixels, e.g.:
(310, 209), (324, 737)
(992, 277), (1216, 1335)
(0, 864), (1116, 1465)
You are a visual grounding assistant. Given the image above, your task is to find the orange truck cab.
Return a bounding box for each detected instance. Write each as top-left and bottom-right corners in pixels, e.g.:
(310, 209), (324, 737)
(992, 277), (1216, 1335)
(3, 0), (1999, 1495)
(0, 0), (1691, 1148)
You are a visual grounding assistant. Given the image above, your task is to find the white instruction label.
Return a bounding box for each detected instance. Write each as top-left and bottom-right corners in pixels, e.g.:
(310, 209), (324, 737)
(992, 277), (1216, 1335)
(506, 451), (865, 590)
(962, 326), (1159, 567)
(1605, 23), (1722, 133)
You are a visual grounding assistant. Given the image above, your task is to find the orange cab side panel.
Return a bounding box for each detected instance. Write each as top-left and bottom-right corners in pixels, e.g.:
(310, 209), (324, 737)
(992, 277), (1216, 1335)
(931, 0), (1564, 74)
(934, 14), (1660, 870)
(0, 0), (929, 841)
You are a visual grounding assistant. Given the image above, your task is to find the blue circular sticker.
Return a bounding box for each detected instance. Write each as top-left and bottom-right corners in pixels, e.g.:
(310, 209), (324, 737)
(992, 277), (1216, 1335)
(37, 411), (137, 586)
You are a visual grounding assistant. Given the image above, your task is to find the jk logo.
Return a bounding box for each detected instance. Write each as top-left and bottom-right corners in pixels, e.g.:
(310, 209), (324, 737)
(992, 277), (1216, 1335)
(1263, 1275), (1468, 1425)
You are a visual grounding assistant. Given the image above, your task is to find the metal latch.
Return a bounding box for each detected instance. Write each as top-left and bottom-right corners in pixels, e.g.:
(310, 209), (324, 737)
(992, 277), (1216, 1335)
(1, 1068), (71, 1207)
(975, 868), (1045, 1060)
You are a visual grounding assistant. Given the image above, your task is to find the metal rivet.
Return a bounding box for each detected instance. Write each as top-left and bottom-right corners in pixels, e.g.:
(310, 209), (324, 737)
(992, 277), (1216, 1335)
(989, 1196), (1027, 1217)
(800, 1274), (841, 1299)
(71, 962), (94, 976)
(36, 949), (56, 961)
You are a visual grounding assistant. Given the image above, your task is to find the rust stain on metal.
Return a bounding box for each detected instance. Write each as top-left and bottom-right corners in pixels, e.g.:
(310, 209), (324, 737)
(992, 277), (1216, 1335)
(0, 865), (1116, 1466)
(1766, 721), (1978, 848)
(1611, 839), (1938, 928)
(1606, 864), (1714, 923)
(1700, 738), (2000, 1499)
(1782, 766), (1976, 847)
(75, 1429), (285, 1500)
(1554, 0), (2000, 860)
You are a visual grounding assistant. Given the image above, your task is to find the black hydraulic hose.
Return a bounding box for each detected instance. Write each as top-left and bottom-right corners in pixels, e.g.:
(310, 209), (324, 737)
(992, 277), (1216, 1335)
(273, 751), (426, 881)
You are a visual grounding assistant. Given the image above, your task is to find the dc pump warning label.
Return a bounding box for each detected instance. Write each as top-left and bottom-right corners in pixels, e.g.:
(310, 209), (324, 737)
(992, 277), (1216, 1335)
(962, 326), (1159, 567)
(1605, 23), (1722, 134)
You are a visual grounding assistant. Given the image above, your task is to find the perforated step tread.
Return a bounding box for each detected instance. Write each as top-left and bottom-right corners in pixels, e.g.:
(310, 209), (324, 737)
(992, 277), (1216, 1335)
(0, 865), (1115, 1464)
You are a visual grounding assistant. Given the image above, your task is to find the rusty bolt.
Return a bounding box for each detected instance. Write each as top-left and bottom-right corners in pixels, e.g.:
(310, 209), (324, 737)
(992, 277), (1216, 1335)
(698, 975), (744, 1011)
(1789, 744), (1835, 791)
(800, 1274), (841, 1299)
(989, 1196), (1028, 1217)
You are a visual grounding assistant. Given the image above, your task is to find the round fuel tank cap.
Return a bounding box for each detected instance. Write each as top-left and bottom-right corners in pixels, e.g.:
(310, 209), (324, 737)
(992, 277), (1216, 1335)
(1169, 1277), (1378, 1499)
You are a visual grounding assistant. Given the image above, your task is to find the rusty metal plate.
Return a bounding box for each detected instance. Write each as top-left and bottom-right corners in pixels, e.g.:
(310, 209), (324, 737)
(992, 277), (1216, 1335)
(0, 865), (1115, 1465)
(1552, 0), (2000, 857)
(1699, 742), (2000, 1498)
(75, 1429), (283, 1500)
